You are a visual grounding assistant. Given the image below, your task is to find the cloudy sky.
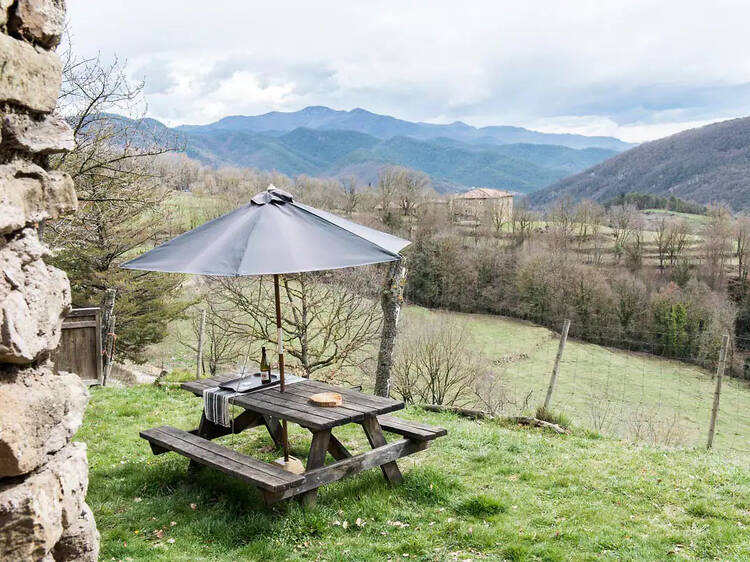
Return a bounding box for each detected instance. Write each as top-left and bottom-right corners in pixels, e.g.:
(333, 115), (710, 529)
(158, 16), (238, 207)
(67, 0), (750, 142)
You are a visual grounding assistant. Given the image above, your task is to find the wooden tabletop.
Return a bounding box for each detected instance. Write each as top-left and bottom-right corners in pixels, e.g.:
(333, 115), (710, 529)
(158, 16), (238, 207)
(182, 374), (404, 431)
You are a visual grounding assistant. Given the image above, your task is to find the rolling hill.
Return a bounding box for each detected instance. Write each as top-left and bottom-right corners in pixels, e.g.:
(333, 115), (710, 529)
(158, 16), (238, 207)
(531, 116), (750, 210)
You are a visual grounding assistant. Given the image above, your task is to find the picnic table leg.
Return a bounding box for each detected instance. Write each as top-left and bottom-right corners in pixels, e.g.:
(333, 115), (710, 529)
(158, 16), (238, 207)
(300, 429), (331, 508)
(263, 415), (284, 449)
(327, 433), (352, 460)
(361, 415), (403, 485)
(188, 412), (211, 473)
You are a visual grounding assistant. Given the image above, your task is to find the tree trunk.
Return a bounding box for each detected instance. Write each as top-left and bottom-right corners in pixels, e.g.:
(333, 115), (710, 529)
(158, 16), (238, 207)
(374, 260), (406, 397)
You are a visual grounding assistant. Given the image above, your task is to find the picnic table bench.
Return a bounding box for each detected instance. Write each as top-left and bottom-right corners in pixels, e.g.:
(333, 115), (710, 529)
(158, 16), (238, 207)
(140, 373), (446, 506)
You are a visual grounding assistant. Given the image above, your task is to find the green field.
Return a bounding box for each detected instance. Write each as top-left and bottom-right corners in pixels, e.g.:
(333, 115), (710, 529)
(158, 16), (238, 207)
(405, 307), (750, 453)
(79, 384), (750, 561)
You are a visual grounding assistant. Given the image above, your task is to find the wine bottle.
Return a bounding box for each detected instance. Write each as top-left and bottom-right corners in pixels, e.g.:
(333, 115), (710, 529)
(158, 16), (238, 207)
(260, 346), (271, 383)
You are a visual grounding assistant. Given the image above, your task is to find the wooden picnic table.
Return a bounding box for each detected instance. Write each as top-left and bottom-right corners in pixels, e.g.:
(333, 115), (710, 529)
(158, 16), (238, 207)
(140, 373), (446, 506)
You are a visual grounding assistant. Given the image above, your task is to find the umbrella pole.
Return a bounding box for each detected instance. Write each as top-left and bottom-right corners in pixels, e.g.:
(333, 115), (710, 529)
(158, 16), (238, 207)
(273, 274), (289, 463)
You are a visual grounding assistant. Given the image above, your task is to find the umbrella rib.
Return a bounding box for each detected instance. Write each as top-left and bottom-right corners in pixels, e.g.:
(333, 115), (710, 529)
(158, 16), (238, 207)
(291, 202), (404, 258)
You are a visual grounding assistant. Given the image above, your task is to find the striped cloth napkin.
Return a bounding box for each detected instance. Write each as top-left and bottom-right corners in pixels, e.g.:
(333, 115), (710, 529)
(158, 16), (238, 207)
(202, 387), (237, 427)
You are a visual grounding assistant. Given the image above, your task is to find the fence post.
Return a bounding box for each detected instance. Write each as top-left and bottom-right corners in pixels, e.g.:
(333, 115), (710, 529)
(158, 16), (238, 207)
(544, 319), (571, 410)
(102, 315), (116, 387)
(707, 334), (730, 450)
(196, 309), (206, 380)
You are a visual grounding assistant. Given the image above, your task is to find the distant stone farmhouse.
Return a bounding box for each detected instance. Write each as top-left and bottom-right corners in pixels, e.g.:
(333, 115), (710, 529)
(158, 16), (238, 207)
(451, 188), (514, 224)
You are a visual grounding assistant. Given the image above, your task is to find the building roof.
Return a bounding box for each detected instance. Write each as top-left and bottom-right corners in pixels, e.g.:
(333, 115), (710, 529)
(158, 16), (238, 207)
(457, 188), (514, 199)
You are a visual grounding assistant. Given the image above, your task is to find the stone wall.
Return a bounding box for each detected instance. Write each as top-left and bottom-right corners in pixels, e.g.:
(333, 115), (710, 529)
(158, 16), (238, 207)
(0, 1), (99, 560)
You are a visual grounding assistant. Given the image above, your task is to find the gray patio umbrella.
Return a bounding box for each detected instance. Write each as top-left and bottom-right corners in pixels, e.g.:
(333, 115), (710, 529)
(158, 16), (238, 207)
(122, 185), (410, 464)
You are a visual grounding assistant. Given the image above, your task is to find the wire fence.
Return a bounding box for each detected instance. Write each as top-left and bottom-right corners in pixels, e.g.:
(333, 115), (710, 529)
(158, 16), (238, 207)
(485, 320), (750, 456)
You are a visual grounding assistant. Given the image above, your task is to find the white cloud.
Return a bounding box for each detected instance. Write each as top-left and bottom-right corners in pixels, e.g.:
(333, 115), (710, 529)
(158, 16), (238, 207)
(66, 0), (750, 141)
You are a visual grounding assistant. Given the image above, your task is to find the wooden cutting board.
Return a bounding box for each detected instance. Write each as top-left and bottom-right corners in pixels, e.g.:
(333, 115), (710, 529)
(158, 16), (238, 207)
(309, 391), (343, 407)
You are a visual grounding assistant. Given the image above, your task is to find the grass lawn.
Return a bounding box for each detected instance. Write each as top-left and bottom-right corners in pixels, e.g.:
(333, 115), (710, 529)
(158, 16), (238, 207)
(80, 383), (750, 561)
(403, 308), (750, 453)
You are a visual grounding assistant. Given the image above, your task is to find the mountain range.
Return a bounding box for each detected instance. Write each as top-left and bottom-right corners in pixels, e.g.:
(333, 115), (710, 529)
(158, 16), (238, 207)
(531, 116), (750, 211)
(176, 106), (633, 151)
(136, 106), (634, 193)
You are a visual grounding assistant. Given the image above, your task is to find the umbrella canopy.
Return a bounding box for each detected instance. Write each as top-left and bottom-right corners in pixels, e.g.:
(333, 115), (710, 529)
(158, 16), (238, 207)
(121, 186), (410, 276)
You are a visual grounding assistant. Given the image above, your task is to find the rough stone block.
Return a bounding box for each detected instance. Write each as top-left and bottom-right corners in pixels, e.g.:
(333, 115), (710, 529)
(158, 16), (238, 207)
(0, 442), (90, 561)
(0, 160), (78, 234)
(2, 113), (75, 154)
(52, 503), (100, 562)
(0, 228), (71, 364)
(0, 0), (14, 26)
(0, 363), (88, 477)
(8, 0), (65, 49)
(0, 33), (62, 112)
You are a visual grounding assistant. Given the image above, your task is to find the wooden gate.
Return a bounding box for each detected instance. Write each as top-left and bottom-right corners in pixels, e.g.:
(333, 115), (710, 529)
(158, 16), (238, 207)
(53, 307), (103, 386)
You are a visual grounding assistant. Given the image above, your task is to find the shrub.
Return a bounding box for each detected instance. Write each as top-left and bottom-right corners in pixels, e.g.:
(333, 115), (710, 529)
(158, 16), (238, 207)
(392, 318), (479, 406)
(534, 406), (571, 429)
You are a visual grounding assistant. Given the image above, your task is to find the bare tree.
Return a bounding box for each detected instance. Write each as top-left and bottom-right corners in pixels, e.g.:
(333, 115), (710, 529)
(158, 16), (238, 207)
(392, 319), (478, 406)
(376, 166), (402, 224)
(179, 305), (242, 377)
(654, 216), (671, 269)
(701, 206), (733, 289)
(45, 36), (185, 361)
(511, 198), (534, 242)
(396, 168), (431, 216)
(608, 204), (638, 263)
(489, 197), (513, 236)
(209, 271), (382, 378)
(666, 219), (691, 266)
(623, 215), (646, 270)
(547, 197), (576, 248)
(575, 199), (605, 241)
(340, 176), (360, 216)
(736, 215), (750, 285)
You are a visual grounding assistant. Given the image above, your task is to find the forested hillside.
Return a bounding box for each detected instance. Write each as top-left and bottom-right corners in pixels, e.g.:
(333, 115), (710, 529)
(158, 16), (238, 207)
(170, 124), (619, 193)
(115, 107), (627, 193)
(532, 116), (750, 210)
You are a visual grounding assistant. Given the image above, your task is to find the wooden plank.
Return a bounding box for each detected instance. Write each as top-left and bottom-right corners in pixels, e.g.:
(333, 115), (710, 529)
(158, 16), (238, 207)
(301, 430), (331, 508)
(61, 320), (98, 329)
(265, 439), (428, 503)
(181, 373), (235, 395)
(140, 426), (303, 492)
(146, 426), (295, 487)
(143, 427), (290, 487)
(250, 387), (363, 423)
(361, 415), (403, 484)
(65, 307), (100, 318)
(305, 380), (402, 407)
(231, 391), (335, 430)
(377, 416), (447, 441)
(304, 380), (404, 412)
(282, 384), (379, 417)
